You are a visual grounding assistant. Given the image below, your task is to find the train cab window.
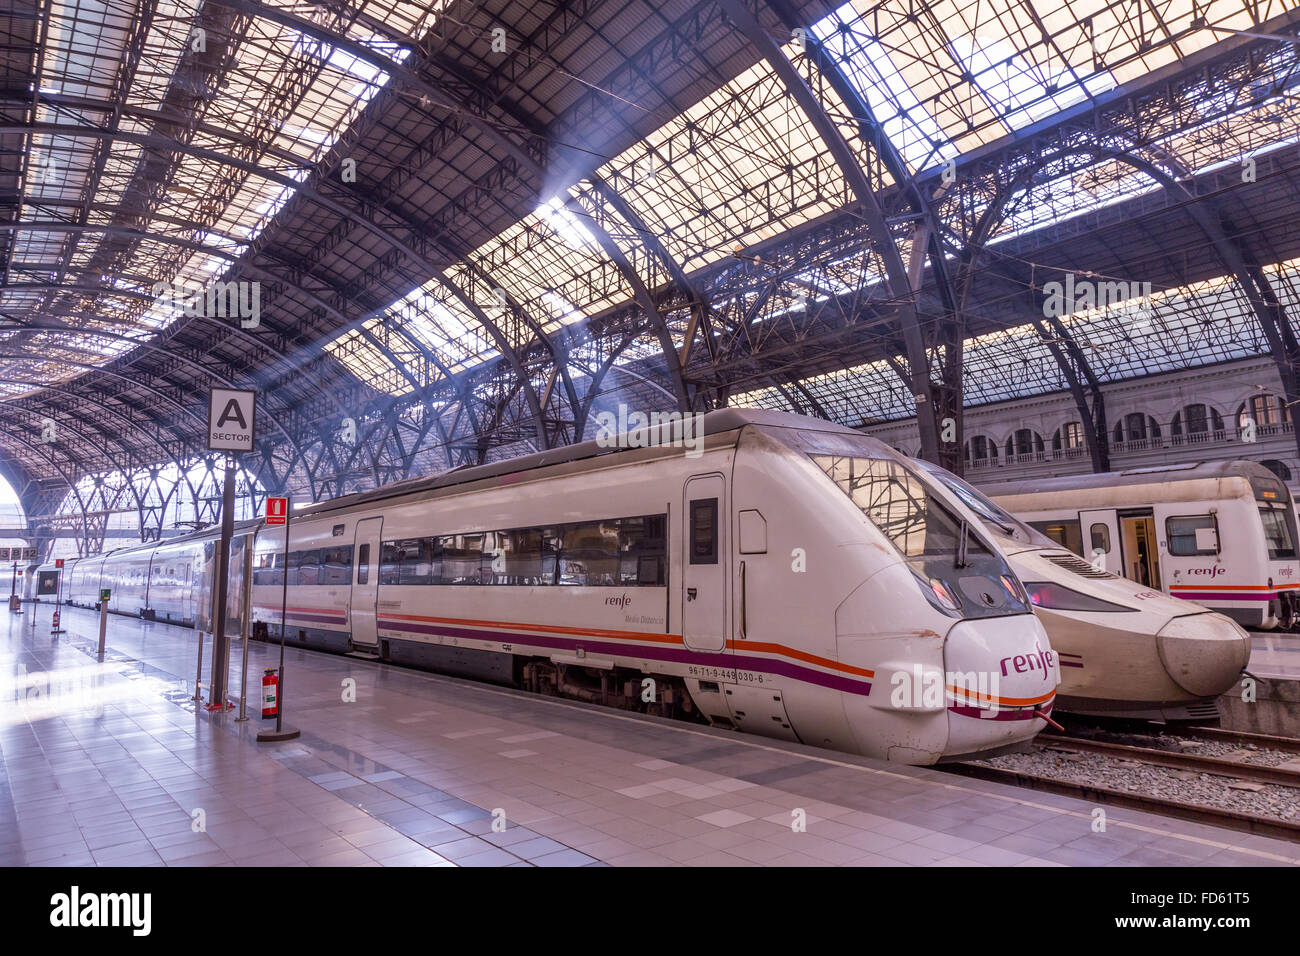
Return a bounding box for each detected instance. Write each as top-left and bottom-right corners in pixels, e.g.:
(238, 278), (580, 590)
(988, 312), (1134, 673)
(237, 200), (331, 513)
(1030, 520), (1084, 556)
(1259, 505), (1297, 560)
(689, 499), (718, 565)
(357, 544), (370, 585)
(1089, 523), (1111, 554)
(1166, 516), (1219, 556)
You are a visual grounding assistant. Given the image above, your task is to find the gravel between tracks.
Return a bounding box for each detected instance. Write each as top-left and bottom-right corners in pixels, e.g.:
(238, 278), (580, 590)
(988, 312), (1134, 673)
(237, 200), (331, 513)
(973, 743), (1300, 821)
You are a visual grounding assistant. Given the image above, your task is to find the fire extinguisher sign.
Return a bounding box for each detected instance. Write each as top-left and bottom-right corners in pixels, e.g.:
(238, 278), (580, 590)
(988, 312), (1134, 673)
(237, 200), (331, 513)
(264, 497), (288, 526)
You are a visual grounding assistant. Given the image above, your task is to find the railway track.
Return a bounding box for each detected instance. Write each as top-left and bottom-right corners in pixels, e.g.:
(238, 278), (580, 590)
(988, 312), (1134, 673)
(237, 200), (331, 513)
(949, 726), (1300, 843)
(1039, 733), (1300, 789)
(947, 761), (1300, 843)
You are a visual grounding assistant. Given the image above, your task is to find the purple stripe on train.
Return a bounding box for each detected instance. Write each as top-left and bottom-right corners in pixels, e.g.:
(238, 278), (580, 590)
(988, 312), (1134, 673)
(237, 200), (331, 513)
(377, 618), (875, 698)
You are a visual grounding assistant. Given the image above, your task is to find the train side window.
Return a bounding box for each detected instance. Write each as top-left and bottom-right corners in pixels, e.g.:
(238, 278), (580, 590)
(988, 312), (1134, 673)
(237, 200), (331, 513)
(439, 534), (483, 585)
(393, 538), (431, 586)
(488, 528), (554, 586)
(559, 521), (620, 586)
(619, 515), (666, 586)
(1166, 515), (1219, 556)
(1089, 523), (1111, 554)
(322, 546), (352, 586)
(689, 499), (719, 565)
(379, 541), (400, 585)
(356, 544), (370, 585)
(296, 549), (320, 587)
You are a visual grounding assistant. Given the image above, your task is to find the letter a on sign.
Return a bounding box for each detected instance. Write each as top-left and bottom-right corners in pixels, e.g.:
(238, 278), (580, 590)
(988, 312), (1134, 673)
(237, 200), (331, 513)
(207, 388), (257, 452)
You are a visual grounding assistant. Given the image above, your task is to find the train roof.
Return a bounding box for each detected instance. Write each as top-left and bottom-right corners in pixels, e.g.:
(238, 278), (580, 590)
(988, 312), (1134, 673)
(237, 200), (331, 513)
(981, 459), (1284, 499)
(293, 407), (860, 519)
(48, 409), (868, 562)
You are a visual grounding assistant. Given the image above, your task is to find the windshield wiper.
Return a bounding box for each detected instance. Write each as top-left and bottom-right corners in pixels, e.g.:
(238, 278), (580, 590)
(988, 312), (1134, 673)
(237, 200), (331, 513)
(956, 518), (970, 568)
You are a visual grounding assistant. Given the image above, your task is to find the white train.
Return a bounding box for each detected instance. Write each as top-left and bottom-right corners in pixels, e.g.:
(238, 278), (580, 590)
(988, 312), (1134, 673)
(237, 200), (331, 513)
(985, 461), (1300, 631)
(40, 410), (1059, 765)
(913, 461), (1250, 722)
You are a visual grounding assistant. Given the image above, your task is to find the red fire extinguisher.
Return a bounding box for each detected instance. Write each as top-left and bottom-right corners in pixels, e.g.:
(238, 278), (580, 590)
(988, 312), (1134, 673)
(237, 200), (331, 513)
(261, 668), (279, 719)
(52, 609), (60, 628)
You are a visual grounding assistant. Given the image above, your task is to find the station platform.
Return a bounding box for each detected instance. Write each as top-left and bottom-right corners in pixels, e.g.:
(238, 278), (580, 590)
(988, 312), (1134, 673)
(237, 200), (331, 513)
(1248, 632), (1300, 680)
(3, 604), (1298, 868)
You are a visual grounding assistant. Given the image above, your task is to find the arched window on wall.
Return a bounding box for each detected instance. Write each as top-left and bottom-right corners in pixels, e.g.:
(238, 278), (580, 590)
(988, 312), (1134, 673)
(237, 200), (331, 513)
(1237, 394), (1291, 438)
(1052, 422), (1086, 458)
(964, 435), (998, 468)
(1003, 428), (1044, 462)
(1262, 460), (1293, 481)
(1112, 412), (1162, 448)
(1171, 404), (1225, 444)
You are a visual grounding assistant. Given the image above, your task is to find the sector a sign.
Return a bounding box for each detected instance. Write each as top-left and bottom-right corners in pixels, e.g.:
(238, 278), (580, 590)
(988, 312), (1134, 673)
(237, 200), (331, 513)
(207, 388), (257, 453)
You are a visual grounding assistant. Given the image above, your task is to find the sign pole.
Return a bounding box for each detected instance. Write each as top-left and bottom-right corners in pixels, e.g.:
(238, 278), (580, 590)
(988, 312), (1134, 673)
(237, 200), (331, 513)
(258, 494), (299, 742)
(205, 387), (256, 712)
(235, 535), (253, 722)
(51, 559), (64, 634)
(207, 456), (236, 710)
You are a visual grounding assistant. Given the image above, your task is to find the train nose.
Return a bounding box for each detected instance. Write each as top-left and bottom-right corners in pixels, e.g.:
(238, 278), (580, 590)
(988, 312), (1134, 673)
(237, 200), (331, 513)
(940, 615), (1058, 759)
(1155, 612), (1251, 698)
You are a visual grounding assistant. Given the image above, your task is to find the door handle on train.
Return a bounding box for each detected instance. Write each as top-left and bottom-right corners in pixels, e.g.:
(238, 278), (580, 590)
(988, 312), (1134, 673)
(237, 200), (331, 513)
(738, 560), (746, 639)
(687, 588), (697, 601)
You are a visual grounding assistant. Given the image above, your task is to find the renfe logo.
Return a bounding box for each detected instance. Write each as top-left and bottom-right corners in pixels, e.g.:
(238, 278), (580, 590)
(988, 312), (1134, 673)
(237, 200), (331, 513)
(1186, 566), (1227, 577)
(605, 593), (631, 610)
(999, 641), (1057, 681)
(50, 886), (151, 936)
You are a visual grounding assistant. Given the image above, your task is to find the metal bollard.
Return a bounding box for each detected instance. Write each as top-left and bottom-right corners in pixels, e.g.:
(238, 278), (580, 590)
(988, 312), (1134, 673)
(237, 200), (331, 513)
(236, 620), (251, 722)
(192, 631), (206, 702)
(97, 599), (108, 661)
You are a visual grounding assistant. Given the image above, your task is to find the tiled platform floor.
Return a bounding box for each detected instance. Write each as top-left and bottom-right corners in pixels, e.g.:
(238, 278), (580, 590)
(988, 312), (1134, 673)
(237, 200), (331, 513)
(2, 604), (1298, 867)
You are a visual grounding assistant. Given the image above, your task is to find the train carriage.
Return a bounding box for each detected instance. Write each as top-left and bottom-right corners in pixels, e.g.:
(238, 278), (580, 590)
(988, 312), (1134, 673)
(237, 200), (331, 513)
(915, 460), (1250, 722)
(41, 410), (1061, 766)
(986, 461), (1300, 630)
(244, 410), (1059, 764)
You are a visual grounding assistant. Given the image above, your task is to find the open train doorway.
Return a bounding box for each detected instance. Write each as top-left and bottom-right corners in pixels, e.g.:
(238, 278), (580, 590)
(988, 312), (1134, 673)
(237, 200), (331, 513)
(1119, 510), (1162, 590)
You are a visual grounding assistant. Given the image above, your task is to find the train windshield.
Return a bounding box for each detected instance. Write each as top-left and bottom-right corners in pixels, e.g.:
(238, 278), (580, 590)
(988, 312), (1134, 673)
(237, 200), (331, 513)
(911, 461), (1055, 548)
(810, 454), (1029, 619)
(1252, 476), (1299, 560)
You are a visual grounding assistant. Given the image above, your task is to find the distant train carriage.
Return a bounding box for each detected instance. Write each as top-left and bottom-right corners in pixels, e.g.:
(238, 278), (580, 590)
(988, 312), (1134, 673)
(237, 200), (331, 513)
(916, 460), (1250, 722)
(985, 461), (1300, 630)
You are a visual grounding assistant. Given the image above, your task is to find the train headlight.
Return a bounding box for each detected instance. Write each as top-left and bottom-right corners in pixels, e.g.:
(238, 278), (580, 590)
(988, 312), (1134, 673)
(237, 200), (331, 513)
(926, 577), (961, 614)
(1022, 581), (1132, 613)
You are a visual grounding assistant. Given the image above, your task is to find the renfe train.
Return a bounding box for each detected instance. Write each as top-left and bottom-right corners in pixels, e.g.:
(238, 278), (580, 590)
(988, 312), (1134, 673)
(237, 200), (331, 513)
(41, 409), (1059, 765)
(986, 461), (1300, 630)
(913, 461), (1250, 723)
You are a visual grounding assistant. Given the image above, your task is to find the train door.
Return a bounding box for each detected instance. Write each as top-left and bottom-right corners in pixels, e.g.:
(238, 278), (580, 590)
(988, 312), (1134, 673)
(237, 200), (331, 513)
(681, 475), (727, 652)
(1079, 508), (1122, 576)
(1118, 510), (1162, 589)
(350, 517), (383, 648)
